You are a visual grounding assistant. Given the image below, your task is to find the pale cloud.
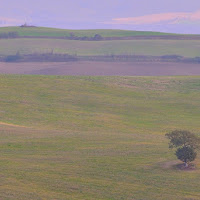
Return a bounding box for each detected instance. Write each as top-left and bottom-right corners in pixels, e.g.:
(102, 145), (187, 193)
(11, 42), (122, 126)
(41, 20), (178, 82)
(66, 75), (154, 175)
(106, 10), (200, 25)
(0, 17), (24, 27)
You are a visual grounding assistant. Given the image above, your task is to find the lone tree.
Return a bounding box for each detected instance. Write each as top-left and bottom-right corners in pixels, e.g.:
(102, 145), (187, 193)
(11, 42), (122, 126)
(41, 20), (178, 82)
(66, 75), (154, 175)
(165, 130), (200, 167)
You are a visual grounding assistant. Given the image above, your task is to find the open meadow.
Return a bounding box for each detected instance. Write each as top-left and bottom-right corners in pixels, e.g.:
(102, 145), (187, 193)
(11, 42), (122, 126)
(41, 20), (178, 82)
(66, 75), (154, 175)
(0, 75), (200, 200)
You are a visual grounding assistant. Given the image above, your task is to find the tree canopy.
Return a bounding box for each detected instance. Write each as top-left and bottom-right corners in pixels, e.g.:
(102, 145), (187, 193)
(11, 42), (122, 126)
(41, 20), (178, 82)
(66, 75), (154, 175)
(166, 130), (200, 149)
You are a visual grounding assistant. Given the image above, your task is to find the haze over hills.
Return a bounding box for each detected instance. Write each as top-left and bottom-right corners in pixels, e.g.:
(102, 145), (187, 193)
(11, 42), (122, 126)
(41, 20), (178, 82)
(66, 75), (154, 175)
(0, 26), (200, 76)
(1, 0), (200, 34)
(0, 26), (200, 58)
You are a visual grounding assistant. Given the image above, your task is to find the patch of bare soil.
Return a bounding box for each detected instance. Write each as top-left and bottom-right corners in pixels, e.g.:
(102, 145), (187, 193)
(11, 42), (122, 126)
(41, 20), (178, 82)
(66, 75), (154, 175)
(161, 160), (180, 169)
(175, 163), (196, 171)
(0, 121), (27, 128)
(161, 160), (197, 171)
(0, 61), (200, 76)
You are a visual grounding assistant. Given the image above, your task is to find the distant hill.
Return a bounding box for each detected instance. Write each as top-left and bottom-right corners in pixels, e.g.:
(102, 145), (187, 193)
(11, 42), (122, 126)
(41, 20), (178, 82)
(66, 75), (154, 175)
(0, 26), (177, 38)
(0, 26), (200, 61)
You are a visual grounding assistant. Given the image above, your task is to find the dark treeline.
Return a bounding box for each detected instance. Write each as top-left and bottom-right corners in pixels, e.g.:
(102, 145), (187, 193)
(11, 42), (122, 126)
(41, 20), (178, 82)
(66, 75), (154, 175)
(0, 53), (78, 62)
(1, 53), (200, 63)
(0, 32), (19, 39)
(20, 23), (36, 28)
(104, 35), (200, 40)
(0, 32), (104, 41)
(16, 35), (200, 41)
(79, 54), (200, 63)
(65, 33), (103, 41)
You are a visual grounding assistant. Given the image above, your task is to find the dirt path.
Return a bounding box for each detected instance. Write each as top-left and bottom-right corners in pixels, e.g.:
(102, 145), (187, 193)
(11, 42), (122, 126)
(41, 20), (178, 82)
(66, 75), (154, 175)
(0, 61), (200, 76)
(0, 121), (27, 128)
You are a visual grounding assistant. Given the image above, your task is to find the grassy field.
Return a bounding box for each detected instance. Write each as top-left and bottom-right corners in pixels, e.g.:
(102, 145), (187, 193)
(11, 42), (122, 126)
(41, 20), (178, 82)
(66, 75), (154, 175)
(0, 27), (199, 58)
(1, 38), (200, 57)
(0, 75), (200, 200)
(0, 26), (175, 37)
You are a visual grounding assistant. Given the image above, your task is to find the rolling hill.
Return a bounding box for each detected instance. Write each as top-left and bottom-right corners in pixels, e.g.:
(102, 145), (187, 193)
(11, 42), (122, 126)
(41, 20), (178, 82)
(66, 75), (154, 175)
(0, 26), (176, 38)
(0, 27), (200, 199)
(0, 26), (200, 59)
(0, 75), (200, 200)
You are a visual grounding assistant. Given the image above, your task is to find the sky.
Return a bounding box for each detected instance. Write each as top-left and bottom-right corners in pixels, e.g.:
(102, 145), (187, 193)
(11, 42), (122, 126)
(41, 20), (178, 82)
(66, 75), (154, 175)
(1, 0), (200, 33)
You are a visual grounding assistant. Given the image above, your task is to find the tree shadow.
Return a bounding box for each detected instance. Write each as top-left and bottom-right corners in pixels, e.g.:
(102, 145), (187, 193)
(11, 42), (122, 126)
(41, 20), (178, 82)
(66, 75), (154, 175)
(173, 163), (196, 171)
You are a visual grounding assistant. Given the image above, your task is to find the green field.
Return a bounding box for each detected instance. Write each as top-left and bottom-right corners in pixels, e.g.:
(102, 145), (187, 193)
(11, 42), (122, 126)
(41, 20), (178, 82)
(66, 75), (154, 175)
(0, 26), (175, 37)
(0, 75), (200, 200)
(1, 38), (200, 57)
(0, 27), (199, 58)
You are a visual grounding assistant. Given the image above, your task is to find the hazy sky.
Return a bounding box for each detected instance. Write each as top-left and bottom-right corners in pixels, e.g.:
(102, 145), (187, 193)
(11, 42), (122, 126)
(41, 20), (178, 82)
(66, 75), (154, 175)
(1, 0), (200, 33)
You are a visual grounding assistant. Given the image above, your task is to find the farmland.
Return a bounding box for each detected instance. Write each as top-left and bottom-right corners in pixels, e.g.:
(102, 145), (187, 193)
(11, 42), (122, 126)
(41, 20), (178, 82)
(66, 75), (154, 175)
(0, 75), (200, 200)
(0, 27), (200, 62)
(1, 61), (200, 76)
(0, 26), (200, 200)
(0, 38), (200, 57)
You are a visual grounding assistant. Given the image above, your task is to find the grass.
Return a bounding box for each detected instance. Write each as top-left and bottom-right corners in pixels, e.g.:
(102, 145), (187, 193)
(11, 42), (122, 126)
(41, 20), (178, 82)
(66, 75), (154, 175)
(0, 75), (200, 200)
(0, 38), (200, 57)
(0, 26), (176, 37)
(0, 27), (199, 58)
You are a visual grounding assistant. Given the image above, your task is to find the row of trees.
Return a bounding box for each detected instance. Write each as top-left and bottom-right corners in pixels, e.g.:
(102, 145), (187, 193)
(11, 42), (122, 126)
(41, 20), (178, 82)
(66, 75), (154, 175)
(80, 54), (200, 63)
(20, 23), (36, 28)
(3, 53), (78, 62)
(2, 53), (200, 64)
(0, 32), (19, 39)
(66, 33), (103, 41)
(0, 30), (103, 41)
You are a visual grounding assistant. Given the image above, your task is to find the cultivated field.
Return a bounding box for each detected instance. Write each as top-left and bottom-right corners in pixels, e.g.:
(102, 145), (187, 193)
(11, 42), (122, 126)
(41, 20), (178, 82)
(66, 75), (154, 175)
(0, 75), (200, 200)
(1, 61), (200, 76)
(1, 38), (200, 57)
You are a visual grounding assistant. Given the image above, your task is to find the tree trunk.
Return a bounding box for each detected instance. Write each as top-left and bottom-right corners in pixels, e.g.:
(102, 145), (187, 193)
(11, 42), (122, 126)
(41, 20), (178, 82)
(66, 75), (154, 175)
(184, 162), (188, 168)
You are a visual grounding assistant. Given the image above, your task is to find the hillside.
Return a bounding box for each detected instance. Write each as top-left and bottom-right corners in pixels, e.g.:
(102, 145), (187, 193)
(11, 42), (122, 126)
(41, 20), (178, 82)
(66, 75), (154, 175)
(0, 26), (176, 38)
(0, 26), (200, 61)
(0, 75), (200, 200)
